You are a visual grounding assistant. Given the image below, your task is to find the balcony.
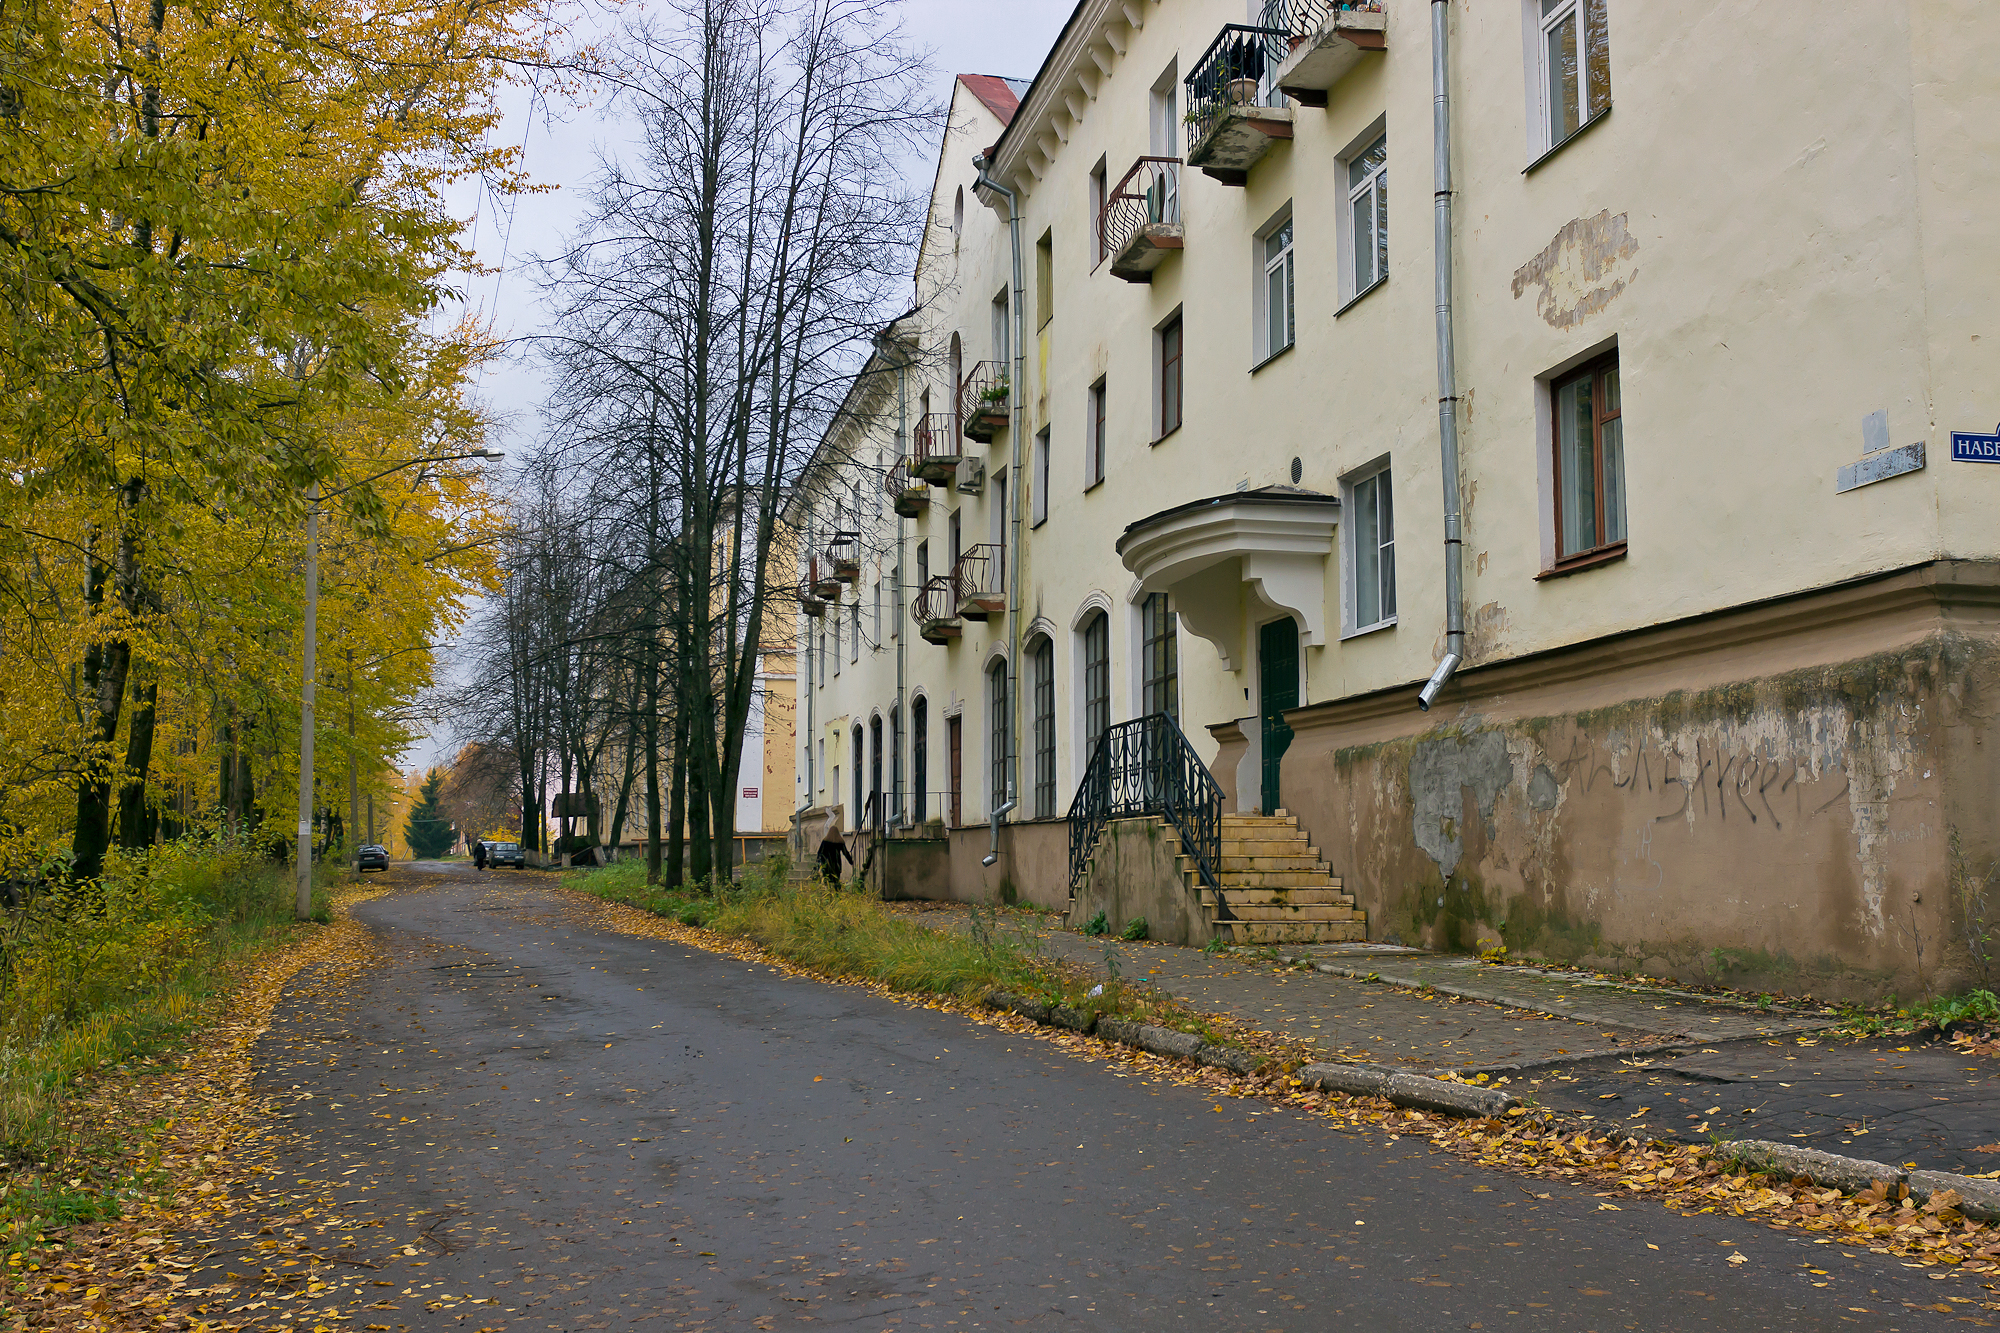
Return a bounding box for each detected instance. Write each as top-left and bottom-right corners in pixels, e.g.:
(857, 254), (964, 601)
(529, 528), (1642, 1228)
(1100, 157), (1183, 284)
(1184, 24), (1294, 186)
(886, 456), (928, 517)
(914, 574), (961, 644)
(826, 532), (860, 585)
(800, 562), (829, 617)
(956, 362), (1010, 443)
(912, 412), (961, 486)
(808, 553), (841, 601)
(952, 543), (1007, 622)
(1266, 1), (1386, 108)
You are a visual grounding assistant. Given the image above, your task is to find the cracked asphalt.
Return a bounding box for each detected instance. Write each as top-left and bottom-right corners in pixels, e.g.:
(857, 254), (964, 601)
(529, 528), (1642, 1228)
(177, 864), (1975, 1330)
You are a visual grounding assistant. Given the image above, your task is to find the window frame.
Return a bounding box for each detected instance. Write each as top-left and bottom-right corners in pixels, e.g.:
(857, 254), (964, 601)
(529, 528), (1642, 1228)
(989, 659), (1010, 817)
(1082, 610), (1111, 763)
(1544, 351), (1628, 576)
(1035, 228), (1055, 331)
(1085, 378), (1107, 490)
(1254, 207), (1296, 365)
(1156, 313), (1184, 442)
(1342, 131), (1389, 306)
(1088, 159), (1109, 268)
(1031, 637), (1056, 819)
(1526, 0), (1612, 162)
(1032, 427), (1050, 527)
(1140, 593), (1179, 722)
(1341, 458), (1399, 637)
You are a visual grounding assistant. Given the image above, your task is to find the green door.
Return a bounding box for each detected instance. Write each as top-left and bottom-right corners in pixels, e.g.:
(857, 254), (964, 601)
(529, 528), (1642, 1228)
(1258, 617), (1299, 814)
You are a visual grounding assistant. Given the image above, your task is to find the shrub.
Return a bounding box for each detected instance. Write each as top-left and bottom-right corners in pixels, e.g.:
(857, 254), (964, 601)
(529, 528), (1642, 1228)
(1082, 910), (1109, 937)
(1120, 916), (1149, 942)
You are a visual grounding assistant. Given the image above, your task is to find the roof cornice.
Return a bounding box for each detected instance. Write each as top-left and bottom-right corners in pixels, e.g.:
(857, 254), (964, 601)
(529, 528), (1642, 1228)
(987, 0), (1153, 199)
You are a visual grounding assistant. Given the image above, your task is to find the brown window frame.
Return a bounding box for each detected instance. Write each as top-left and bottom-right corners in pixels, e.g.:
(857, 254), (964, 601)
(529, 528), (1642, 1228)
(1158, 316), (1183, 440)
(1086, 379), (1107, 489)
(1544, 352), (1627, 578)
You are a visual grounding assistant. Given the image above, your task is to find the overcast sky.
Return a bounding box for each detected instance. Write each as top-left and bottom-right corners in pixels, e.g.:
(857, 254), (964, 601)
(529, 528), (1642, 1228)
(408, 0), (1073, 772)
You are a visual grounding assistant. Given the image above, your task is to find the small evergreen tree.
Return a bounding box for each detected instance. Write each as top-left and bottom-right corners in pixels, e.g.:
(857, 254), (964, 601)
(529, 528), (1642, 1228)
(404, 768), (457, 859)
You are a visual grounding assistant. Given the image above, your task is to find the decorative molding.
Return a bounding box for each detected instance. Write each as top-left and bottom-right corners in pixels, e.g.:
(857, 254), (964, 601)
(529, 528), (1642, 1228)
(1069, 589), (1116, 631)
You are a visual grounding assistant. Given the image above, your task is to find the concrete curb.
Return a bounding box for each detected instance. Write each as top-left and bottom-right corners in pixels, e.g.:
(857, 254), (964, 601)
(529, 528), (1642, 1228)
(1296, 1062), (1518, 1118)
(982, 992), (1261, 1075)
(1720, 1139), (2000, 1222)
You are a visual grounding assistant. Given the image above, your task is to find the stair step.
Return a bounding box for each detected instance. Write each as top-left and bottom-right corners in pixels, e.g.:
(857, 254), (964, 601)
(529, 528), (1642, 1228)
(1220, 887), (1354, 906)
(1221, 904), (1364, 922)
(1216, 919), (1366, 944)
(1217, 856), (1332, 873)
(1220, 815), (1302, 828)
(1218, 871), (1346, 890)
(1219, 839), (1319, 857)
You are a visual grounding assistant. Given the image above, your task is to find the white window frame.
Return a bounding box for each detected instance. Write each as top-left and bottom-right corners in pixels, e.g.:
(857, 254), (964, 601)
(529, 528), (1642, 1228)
(1340, 455), (1398, 638)
(1524, 0), (1612, 159)
(1338, 125), (1388, 308)
(1253, 206), (1295, 365)
(1032, 427), (1050, 527)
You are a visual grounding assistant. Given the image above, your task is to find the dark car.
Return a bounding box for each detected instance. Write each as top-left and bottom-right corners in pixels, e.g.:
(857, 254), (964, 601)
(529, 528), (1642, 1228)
(356, 844), (390, 873)
(487, 841), (526, 869)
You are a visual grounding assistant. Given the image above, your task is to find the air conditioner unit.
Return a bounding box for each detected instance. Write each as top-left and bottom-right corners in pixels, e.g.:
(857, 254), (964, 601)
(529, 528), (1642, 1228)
(955, 458), (985, 495)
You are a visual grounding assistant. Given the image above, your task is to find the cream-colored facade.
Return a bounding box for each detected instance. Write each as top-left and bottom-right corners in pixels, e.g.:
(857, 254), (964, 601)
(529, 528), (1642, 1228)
(794, 3), (2000, 997)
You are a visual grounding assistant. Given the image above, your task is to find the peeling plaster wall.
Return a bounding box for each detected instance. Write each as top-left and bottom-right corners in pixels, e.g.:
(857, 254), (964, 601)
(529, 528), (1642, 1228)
(1288, 628), (2000, 1001)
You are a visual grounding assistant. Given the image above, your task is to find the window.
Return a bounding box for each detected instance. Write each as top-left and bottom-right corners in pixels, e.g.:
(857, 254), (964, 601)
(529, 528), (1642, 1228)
(916, 539), (929, 591)
(850, 600), (860, 662)
(911, 697), (928, 824)
(992, 288), (1010, 363)
(1036, 229), (1054, 330)
(869, 714), (883, 828)
(819, 740), (825, 796)
(816, 631), (825, 687)
(1535, 0), (1611, 153)
(1031, 637), (1056, 819)
(948, 510), (961, 573)
(1082, 610), (1110, 761)
(1347, 133), (1388, 298)
(1258, 214), (1295, 361)
(1141, 593), (1178, 722)
(1158, 315), (1183, 439)
(852, 724), (864, 822)
(832, 618), (840, 676)
(1552, 353), (1626, 565)
(872, 580), (881, 643)
(889, 705), (902, 826)
(1347, 465), (1398, 632)
(1086, 379), (1107, 488)
(952, 186), (964, 247)
(1088, 159), (1108, 265)
(1032, 428), (1050, 527)
(990, 660), (1010, 815)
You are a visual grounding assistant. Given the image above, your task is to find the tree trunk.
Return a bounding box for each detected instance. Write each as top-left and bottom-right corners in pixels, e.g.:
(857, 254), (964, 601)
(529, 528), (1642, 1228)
(117, 675), (159, 849)
(665, 700), (687, 889)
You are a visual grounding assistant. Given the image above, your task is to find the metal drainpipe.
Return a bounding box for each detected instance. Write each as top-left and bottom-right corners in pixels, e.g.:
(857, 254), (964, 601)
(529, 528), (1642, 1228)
(888, 336), (909, 830)
(1418, 0), (1465, 712)
(974, 158), (1024, 866)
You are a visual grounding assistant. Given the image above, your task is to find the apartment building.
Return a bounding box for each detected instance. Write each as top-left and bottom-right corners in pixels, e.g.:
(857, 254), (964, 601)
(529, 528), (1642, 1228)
(791, 2), (2000, 998)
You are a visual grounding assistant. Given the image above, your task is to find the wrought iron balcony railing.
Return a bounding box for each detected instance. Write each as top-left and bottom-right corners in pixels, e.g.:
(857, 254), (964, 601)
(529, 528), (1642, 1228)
(1260, 0), (1386, 106)
(886, 456), (928, 517)
(825, 532), (860, 584)
(913, 412), (962, 484)
(913, 574), (961, 644)
(808, 553), (841, 600)
(951, 543), (1006, 622)
(957, 362), (1010, 443)
(801, 559), (830, 616)
(1067, 713), (1227, 916)
(1099, 156), (1183, 283)
(1183, 24), (1293, 184)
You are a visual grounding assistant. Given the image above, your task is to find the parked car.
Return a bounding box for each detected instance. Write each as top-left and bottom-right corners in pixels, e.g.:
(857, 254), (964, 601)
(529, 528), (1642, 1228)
(487, 841), (526, 869)
(356, 844), (390, 873)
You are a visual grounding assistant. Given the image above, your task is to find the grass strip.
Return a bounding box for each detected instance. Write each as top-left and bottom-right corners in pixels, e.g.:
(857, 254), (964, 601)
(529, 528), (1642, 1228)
(567, 858), (1245, 1046)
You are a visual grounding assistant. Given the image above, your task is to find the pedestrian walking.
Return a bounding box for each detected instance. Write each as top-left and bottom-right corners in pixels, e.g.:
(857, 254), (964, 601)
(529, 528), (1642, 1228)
(816, 810), (852, 885)
(473, 840), (488, 871)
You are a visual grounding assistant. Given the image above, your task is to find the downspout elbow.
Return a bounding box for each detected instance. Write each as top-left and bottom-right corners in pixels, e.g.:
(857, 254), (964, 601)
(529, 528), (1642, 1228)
(1416, 653), (1462, 712)
(983, 798), (1017, 866)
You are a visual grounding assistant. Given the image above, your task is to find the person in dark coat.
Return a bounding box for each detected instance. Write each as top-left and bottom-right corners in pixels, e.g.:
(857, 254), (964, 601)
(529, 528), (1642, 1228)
(816, 811), (852, 885)
(473, 840), (488, 871)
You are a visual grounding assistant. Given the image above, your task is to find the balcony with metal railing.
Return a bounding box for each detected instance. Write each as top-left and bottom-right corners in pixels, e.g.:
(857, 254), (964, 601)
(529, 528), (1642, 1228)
(1099, 156), (1183, 283)
(825, 532), (861, 585)
(951, 543), (1007, 622)
(886, 456), (928, 517)
(1183, 24), (1294, 185)
(801, 558), (830, 617)
(807, 553), (841, 601)
(956, 362), (1010, 443)
(913, 412), (962, 485)
(1264, 0), (1386, 107)
(913, 574), (961, 644)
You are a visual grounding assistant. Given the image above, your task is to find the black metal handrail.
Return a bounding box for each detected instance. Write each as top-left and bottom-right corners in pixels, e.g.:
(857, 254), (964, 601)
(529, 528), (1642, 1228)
(1184, 24), (1289, 153)
(1067, 713), (1227, 917)
(952, 542), (1005, 604)
(956, 361), (1010, 428)
(1099, 156), (1181, 263)
(912, 574), (957, 627)
(1257, 0), (1383, 41)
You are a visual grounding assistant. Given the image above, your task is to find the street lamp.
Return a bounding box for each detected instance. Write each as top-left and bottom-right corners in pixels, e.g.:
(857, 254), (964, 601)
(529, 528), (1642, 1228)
(297, 448), (505, 919)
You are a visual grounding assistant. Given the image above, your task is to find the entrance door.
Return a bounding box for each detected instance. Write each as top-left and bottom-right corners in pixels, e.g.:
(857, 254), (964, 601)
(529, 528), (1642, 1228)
(948, 715), (964, 827)
(1258, 617), (1299, 814)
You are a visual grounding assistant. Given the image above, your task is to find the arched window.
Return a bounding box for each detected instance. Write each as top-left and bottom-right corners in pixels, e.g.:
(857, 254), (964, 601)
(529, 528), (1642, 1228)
(1031, 637), (1057, 818)
(889, 704), (903, 828)
(1141, 592), (1179, 722)
(948, 333), (964, 424)
(852, 723), (864, 826)
(1082, 610), (1110, 762)
(869, 714), (883, 830)
(952, 186), (964, 245)
(990, 659), (1010, 816)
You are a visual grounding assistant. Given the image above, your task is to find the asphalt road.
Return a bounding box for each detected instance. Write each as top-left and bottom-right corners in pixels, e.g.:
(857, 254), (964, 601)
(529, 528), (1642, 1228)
(180, 865), (1971, 1331)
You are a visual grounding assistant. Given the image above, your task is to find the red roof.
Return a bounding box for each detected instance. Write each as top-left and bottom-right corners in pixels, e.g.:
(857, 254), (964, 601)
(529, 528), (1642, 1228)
(958, 74), (1024, 125)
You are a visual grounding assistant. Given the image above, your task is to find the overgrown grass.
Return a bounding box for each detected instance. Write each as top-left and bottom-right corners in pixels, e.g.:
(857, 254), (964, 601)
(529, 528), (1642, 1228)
(0, 840), (337, 1254)
(1835, 988), (2000, 1037)
(566, 859), (1240, 1045)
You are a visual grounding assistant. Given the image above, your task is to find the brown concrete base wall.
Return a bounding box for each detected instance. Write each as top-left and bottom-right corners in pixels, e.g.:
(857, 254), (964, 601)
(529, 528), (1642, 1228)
(873, 838), (951, 900)
(1068, 817), (1211, 946)
(869, 818), (1072, 909)
(1279, 568), (2000, 1002)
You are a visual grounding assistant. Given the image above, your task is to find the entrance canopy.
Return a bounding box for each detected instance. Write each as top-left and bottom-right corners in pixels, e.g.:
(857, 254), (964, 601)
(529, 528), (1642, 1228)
(1115, 486), (1339, 670)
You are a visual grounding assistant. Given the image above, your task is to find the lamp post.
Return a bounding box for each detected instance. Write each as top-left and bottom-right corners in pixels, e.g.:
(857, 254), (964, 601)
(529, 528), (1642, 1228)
(296, 448), (505, 920)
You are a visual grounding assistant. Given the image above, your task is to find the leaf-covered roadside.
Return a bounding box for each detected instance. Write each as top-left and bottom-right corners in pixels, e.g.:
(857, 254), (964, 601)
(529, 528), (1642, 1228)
(0, 877), (384, 1332)
(568, 873), (2000, 1314)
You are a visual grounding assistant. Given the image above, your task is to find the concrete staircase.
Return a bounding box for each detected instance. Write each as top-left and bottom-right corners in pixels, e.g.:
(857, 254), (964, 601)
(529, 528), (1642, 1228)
(1195, 811), (1366, 945)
